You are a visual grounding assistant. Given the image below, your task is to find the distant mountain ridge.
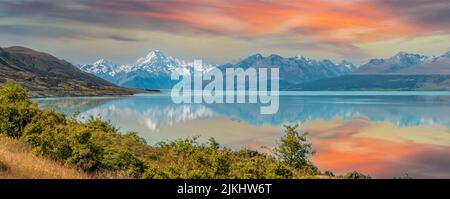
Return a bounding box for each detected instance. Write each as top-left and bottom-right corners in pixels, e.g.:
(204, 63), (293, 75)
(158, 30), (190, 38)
(355, 51), (450, 75)
(79, 51), (356, 89)
(78, 49), (450, 90)
(219, 53), (356, 86)
(0, 46), (142, 97)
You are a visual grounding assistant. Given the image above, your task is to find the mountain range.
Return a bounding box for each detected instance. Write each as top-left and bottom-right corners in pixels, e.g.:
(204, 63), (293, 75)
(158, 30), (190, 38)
(79, 51), (356, 89)
(0, 46), (142, 97)
(79, 50), (450, 90)
(1, 46), (449, 94)
(290, 51), (450, 91)
(79, 50), (212, 89)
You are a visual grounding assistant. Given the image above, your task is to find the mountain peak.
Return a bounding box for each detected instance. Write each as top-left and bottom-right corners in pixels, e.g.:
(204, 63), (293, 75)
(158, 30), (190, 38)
(136, 50), (168, 66)
(146, 50), (165, 59)
(392, 51), (426, 59)
(269, 54), (283, 59)
(390, 52), (427, 66)
(249, 53), (264, 59)
(338, 60), (356, 69)
(441, 50), (450, 58)
(94, 59), (115, 66)
(4, 46), (36, 52)
(394, 51), (409, 56)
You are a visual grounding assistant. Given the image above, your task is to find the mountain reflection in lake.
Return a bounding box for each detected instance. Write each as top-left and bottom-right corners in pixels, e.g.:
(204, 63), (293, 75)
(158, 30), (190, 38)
(35, 92), (450, 178)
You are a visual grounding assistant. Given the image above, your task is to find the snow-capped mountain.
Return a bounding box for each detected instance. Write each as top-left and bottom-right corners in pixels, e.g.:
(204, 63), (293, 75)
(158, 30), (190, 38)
(355, 52), (428, 74)
(78, 59), (132, 82)
(78, 50), (213, 89)
(219, 54), (356, 86)
(79, 50), (450, 90)
(134, 50), (183, 75)
(355, 51), (450, 75)
(79, 50), (359, 89)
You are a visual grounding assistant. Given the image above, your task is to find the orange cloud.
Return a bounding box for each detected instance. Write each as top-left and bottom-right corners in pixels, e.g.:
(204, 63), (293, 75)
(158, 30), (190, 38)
(2, 0), (448, 61)
(125, 0), (428, 45)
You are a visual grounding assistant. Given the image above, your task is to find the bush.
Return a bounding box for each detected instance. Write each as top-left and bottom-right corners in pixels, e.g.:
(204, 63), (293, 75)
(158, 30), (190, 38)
(230, 154), (268, 179)
(0, 82), (29, 103)
(275, 124), (315, 169)
(149, 137), (233, 179)
(0, 82), (38, 137)
(265, 162), (294, 179)
(100, 148), (146, 177)
(342, 171), (371, 179)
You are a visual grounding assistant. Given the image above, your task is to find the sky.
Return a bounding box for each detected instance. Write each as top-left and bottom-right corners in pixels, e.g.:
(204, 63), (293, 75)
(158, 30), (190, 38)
(1, 0), (450, 65)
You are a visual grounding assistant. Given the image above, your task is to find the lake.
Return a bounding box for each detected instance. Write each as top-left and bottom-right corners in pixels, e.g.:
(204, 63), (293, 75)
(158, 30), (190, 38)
(34, 91), (450, 179)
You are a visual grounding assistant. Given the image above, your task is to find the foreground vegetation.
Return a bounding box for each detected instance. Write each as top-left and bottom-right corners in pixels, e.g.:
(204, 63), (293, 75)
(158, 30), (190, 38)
(0, 82), (370, 179)
(0, 135), (88, 179)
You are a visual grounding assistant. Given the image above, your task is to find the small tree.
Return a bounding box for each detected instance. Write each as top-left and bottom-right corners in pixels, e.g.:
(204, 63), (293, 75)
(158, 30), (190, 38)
(275, 124), (315, 169)
(0, 82), (29, 104)
(0, 82), (37, 137)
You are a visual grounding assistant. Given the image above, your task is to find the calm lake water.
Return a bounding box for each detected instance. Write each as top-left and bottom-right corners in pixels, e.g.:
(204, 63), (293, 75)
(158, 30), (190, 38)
(35, 91), (450, 179)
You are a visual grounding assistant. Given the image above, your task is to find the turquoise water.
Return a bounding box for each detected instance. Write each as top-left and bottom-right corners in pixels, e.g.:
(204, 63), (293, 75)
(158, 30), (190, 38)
(34, 91), (450, 178)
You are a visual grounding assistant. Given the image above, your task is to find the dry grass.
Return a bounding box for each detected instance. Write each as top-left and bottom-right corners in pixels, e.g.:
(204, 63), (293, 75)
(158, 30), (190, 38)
(0, 135), (90, 179)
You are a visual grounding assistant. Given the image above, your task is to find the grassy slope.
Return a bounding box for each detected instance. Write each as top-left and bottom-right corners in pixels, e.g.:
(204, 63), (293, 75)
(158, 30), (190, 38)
(0, 135), (88, 179)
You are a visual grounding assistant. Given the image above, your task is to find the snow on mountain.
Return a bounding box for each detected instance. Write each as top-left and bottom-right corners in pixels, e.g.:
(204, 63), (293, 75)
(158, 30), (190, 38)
(79, 59), (118, 76)
(392, 52), (428, 65)
(78, 50), (216, 89)
(134, 50), (181, 74)
(220, 54), (356, 86)
(355, 51), (450, 75)
(355, 52), (429, 74)
(337, 60), (357, 70)
(79, 50), (360, 89)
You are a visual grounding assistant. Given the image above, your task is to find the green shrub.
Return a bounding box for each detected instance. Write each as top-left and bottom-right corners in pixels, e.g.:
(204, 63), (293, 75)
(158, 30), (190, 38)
(100, 148), (146, 177)
(275, 124), (315, 169)
(265, 162), (294, 179)
(152, 137), (230, 179)
(142, 164), (164, 179)
(230, 155), (267, 179)
(0, 82), (29, 103)
(342, 171), (371, 179)
(0, 84), (38, 137)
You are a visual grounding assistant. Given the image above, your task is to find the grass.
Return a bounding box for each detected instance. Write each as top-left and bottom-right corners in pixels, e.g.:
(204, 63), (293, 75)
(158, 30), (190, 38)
(0, 135), (89, 179)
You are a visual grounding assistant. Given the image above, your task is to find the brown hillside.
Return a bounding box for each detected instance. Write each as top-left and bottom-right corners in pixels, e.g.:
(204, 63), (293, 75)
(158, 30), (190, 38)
(0, 46), (143, 97)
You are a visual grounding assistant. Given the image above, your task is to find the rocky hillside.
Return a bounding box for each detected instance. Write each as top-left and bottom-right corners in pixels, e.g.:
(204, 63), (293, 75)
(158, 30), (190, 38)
(0, 46), (143, 97)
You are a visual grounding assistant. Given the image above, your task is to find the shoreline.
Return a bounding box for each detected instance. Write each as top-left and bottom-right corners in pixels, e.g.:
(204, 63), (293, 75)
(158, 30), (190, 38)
(28, 89), (161, 99)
